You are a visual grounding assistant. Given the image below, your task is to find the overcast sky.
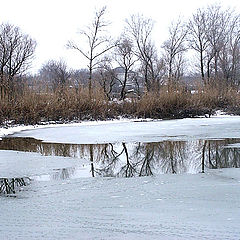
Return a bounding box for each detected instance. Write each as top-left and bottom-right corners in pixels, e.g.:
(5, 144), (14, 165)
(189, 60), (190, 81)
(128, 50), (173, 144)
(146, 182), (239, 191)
(1, 0), (240, 74)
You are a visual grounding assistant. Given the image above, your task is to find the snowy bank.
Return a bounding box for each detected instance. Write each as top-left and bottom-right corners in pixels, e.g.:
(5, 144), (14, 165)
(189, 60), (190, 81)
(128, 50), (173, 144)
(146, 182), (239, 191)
(7, 115), (240, 144)
(0, 118), (141, 141)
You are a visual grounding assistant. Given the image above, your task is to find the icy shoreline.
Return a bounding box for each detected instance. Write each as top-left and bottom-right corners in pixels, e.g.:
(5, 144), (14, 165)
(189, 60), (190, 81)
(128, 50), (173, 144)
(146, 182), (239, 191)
(0, 111), (231, 141)
(0, 118), (141, 140)
(4, 115), (240, 144)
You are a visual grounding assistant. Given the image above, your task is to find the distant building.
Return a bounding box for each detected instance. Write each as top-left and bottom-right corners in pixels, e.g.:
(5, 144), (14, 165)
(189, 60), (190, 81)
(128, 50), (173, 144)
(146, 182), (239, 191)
(113, 67), (144, 97)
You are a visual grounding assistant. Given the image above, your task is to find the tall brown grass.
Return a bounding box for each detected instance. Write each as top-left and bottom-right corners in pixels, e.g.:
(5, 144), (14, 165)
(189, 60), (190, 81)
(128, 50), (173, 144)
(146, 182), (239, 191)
(0, 86), (109, 125)
(191, 84), (239, 109)
(136, 85), (191, 118)
(0, 83), (240, 125)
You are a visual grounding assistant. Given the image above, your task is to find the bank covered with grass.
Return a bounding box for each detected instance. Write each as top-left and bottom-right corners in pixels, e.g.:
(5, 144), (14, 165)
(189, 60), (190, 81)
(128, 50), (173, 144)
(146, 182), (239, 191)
(0, 84), (240, 126)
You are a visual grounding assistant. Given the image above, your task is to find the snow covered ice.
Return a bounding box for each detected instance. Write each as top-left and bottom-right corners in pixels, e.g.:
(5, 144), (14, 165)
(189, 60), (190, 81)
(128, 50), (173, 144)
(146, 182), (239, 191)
(1, 116), (240, 239)
(7, 115), (240, 144)
(0, 167), (240, 240)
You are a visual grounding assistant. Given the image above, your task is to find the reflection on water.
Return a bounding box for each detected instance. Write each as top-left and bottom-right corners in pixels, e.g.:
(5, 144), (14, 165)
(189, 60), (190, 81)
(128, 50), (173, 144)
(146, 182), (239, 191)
(52, 167), (76, 180)
(0, 177), (31, 195)
(1, 137), (240, 179)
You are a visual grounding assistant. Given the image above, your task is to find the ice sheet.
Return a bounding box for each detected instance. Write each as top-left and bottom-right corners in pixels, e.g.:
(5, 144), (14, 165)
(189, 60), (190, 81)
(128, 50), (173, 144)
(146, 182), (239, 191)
(9, 116), (240, 144)
(0, 169), (240, 240)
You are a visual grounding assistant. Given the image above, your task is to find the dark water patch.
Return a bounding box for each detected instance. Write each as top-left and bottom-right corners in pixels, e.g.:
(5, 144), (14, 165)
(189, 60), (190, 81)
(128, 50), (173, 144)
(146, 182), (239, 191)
(1, 137), (240, 178)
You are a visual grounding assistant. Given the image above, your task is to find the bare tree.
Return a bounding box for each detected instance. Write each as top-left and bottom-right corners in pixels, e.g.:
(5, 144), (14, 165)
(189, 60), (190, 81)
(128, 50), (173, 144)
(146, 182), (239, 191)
(39, 59), (71, 91)
(70, 69), (89, 89)
(114, 36), (138, 100)
(204, 5), (232, 81)
(188, 8), (209, 84)
(95, 58), (116, 100)
(67, 6), (115, 96)
(139, 44), (166, 91)
(126, 14), (164, 91)
(189, 4), (240, 87)
(162, 18), (188, 85)
(0, 23), (36, 97)
(218, 12), (240, 86)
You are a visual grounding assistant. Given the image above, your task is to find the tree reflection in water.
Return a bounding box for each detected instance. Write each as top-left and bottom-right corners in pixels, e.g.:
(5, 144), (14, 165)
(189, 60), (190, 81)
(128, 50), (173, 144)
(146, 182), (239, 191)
(201, 139), (240, 172)
(52, 167), (76, 180)
(0, 137), (240, 178)
(0, 177), (31, 195)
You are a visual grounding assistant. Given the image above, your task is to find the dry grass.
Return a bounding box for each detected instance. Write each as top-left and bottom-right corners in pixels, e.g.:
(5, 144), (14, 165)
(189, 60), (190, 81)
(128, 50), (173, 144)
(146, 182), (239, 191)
(135, 84), (240, 118)
(136, 85), (191, 118)
(0, 86), (109, 124)
(191, 84), (240, 114)
(1, 83), (240, 125)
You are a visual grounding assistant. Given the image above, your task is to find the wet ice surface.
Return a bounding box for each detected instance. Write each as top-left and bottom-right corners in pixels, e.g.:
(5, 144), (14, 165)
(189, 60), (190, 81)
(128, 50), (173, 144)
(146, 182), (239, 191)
(0, 150), (90, 178)
(1, 138), (240, 178)
(1, 117), (240, 239)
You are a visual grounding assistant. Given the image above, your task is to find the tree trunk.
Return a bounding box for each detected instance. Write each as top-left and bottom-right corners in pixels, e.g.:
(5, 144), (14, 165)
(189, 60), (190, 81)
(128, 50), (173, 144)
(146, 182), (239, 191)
(200, 50), (205, 84)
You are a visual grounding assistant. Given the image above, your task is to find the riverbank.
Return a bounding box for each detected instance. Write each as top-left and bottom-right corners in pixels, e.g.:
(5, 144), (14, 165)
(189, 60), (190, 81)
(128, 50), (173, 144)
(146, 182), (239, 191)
(1, 85), (239, 126)
(0, 118), (137, 140)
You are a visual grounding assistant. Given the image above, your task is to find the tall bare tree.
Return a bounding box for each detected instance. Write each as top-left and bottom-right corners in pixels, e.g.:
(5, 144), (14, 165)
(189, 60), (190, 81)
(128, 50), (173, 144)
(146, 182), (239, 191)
(217, 11), (240, 86)
(95, 58), (116, 100)
(126, 14), (164, 91)
(162, 19), (188, 85)
(204, 5), (232, 81)
(188, 8), (209, 84)
(67, 6), (114, 96)
(0, 23), (36, 97)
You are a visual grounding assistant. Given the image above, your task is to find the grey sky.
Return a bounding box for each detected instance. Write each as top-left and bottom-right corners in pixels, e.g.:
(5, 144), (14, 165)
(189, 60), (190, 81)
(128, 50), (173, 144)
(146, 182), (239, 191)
(1, 0), (240, 73)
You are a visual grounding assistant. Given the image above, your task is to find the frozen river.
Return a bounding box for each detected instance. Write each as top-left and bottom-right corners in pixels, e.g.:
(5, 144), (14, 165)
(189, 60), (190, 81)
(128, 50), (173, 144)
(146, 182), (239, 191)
(1, 116), (240, 239)
(8, 115), (240, 144)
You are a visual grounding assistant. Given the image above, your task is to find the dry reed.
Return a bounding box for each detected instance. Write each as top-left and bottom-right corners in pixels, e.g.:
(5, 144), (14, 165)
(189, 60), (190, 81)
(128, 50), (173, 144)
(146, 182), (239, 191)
(0, 83), (240, 125)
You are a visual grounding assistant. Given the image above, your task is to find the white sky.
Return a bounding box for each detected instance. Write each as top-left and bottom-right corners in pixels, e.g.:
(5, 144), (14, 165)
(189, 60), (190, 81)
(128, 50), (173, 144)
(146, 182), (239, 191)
(1, 0), (240, 74)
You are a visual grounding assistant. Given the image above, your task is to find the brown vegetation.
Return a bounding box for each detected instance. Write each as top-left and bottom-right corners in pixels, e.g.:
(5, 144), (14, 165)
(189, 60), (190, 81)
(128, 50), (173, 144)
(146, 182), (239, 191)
(1, 83), (240, 126)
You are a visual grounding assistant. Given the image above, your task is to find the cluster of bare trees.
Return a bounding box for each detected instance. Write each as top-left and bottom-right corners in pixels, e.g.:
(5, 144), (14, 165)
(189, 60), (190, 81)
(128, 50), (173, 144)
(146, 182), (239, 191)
(63, 4), (240, 100)
(1, 4), (240, 101)
(0, 23), (36, 98)
(188, 5), (240, 87)
(38, 59), (71, 91)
